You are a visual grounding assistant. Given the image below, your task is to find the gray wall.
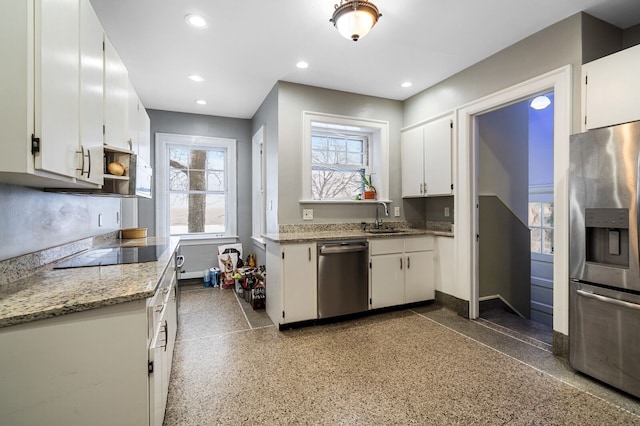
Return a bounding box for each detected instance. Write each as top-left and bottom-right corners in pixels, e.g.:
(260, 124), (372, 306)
(581, 13), (623, 63)
(478, 102), (531, 318)
(479, 195), (531, 318)
(0, 183), (120, 260)
(404, 13), (584, 132)
(623, 23), (640, 48)
(144, 110), (252, 275)
(274, 82), (404, 226)
(478, 101), (530, 223)
(251, 83), (279, 235)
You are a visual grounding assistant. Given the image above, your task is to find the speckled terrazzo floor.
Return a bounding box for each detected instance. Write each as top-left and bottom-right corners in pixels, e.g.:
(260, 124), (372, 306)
(165, 284), (640, 425)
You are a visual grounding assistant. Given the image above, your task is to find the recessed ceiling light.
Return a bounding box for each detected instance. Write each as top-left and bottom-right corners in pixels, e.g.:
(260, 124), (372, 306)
(530, 95), (551, 110)
(195, 99), (207, 105)
(188, 75), (205, 82)
(296, 61), (309, 69)
(401, 82), (412, 88)
(185, 14), (208, 29)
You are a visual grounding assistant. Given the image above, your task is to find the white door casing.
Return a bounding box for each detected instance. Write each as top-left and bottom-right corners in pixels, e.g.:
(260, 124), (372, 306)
(456, 65), (572, 335)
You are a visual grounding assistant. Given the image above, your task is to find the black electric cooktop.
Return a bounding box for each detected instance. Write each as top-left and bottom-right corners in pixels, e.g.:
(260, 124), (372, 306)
(54, 245), (167, 269)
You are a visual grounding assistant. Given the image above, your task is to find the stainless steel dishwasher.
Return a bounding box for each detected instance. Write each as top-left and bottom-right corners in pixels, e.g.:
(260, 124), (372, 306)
(317, 240), (369, 319)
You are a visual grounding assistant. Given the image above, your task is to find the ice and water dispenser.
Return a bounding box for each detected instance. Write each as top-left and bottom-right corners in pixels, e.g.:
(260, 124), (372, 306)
(585, 208), (629, 268)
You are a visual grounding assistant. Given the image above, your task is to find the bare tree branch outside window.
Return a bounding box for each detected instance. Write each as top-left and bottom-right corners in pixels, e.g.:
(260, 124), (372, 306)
(311, 133), (368, 200)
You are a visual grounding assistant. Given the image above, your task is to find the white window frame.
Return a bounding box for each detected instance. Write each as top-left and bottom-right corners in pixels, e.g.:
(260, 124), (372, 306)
(155, 132), (237, 241)
(252, 126), (266, 245)
(301, 111), (389, 202)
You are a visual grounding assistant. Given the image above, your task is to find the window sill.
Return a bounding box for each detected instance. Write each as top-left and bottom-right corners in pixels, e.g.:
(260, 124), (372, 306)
(251, 236), (266, 250)
(299, 199), (392, 204)
(177, 235), (239, 246)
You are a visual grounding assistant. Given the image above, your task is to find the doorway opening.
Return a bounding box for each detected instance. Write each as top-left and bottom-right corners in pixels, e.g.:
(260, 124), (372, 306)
(476, 92), (554, 347)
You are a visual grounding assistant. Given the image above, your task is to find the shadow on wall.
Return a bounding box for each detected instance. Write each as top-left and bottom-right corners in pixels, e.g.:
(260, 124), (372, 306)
(0, 183), (121, 260)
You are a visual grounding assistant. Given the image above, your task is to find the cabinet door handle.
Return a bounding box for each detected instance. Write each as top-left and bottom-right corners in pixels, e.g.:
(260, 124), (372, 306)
(420, 183), (423, 194)
(86, 148), (92, 179)
(423, 182), (427, 195)
(407, 256), (410, 269)
(400, 258), (403, 270)
(308, 247), (311, 262)
(164, 320), (168, 352)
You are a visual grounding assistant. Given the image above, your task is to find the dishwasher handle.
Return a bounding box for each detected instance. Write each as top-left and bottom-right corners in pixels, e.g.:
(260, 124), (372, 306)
(319, 243), (368, 255)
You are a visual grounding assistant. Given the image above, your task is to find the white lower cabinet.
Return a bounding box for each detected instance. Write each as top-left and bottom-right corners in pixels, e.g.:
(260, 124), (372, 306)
(370, 236), (435, 309)
(266, 242), (317, 326)
(0, 253), (178, 426)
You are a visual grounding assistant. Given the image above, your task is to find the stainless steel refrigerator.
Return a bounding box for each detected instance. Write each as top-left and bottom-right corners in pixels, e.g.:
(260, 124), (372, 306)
(569, 119), (640, 398)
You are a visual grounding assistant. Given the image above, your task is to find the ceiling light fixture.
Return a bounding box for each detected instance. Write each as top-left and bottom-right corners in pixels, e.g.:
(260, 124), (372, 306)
(401, 82), (412, 88)
(296, 61), (309, 69)
(530, 95), (551, 110)
(330, 1), (382, 42)
(185, 14), (208, 29)
(195, 99), (207, 105)
(188, 75), (205, 82)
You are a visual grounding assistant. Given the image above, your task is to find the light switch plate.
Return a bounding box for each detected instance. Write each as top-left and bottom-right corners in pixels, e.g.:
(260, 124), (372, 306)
(394, 206), (400, 217)
(303, 209), (313, 220)
(444, 207), (450, 217)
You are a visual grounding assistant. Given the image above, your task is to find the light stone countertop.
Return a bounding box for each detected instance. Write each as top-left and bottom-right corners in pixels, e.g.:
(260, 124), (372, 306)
(0, 236), (180, 329)
(263, 228), (453, 243)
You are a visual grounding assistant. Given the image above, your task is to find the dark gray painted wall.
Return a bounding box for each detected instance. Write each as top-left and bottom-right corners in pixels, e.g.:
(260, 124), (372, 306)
(581, 13), (623, 64)
(623, 23), (640, 48)
(0, 183), (120, 260)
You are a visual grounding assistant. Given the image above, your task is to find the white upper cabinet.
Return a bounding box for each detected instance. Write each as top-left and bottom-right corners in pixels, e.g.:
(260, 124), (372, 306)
(0, 0), (103, 187)
(128, 82), (151, 165)
(582, 43), (640, 131)
(104, 35), (130, 150)
(401, 114), (453, 197)
(79, 0), (104, 185)
(401, 126), (424, 197)
(35, 0), (80, 180)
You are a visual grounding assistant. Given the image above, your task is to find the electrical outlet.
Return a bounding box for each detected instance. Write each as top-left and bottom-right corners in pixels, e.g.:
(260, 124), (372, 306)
(303, 209), (313, 220)
(444, 207), (450, 217)
(394, 206), (400, 217)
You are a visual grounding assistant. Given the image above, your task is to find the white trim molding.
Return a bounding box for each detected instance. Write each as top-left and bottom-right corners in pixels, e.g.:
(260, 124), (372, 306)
(456, 65), (572, 335)
(301, 111), (390, 201)
(155, 132), (237, 239)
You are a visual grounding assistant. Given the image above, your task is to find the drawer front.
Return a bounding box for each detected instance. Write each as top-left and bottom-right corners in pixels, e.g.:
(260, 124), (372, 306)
(369, 238), (404, 255)
(404, 236), (434, 252)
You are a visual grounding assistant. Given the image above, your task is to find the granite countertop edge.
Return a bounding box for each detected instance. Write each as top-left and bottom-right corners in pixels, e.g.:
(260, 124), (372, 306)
(0, 236), (180, 329)
(263, 228), (454, 243)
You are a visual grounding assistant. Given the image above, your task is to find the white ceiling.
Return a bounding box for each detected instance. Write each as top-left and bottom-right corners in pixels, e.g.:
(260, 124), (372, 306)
(89, 0), (640, 119)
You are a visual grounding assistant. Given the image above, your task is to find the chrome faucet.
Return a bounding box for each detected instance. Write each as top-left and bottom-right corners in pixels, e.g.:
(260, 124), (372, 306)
(375, 201), (389, 229)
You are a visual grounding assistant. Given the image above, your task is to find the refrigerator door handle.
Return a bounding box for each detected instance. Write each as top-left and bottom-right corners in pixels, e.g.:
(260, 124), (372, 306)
(577, 288), (640, 311)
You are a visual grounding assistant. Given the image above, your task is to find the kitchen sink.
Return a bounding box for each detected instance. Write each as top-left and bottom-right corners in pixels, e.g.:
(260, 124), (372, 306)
(365, 228), (408, 234)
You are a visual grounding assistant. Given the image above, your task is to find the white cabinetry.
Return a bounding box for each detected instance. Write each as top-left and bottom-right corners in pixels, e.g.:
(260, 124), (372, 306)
(370, 236), (435, 309)
(79, 0), (104, 185)
(0, 250), (179, 426)
(104, 35), (130, 150)
(266, 242), (317, 326)
(0, 0), (100, 187)
(128, 82), (151, 165)
(582, 43), (640, 130)
(401, 115), (453, 197)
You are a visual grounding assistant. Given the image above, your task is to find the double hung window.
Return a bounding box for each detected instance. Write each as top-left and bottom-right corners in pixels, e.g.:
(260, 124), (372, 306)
(156, 133), (237, 238)
(311, 130), (369, 200)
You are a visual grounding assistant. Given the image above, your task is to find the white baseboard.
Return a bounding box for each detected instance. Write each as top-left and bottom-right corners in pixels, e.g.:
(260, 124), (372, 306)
(479, 294), (525, 318)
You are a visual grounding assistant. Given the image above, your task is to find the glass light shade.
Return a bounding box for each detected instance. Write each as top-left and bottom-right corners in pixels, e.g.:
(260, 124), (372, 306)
(331, 1), (381, 42)
(530, 95), (551, 110)
(335, 10), (375, 41)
